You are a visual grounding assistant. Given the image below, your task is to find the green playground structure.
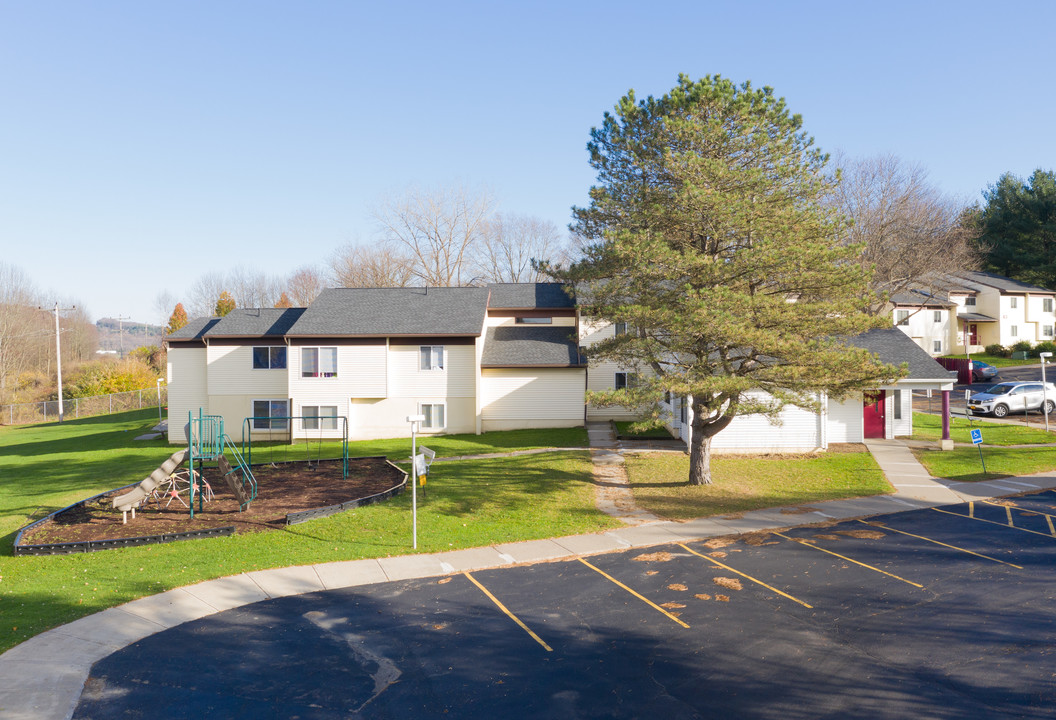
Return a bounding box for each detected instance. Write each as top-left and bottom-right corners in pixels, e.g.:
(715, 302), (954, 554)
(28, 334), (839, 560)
(188, 409), (257, 517)
(240, 415), (349, 480)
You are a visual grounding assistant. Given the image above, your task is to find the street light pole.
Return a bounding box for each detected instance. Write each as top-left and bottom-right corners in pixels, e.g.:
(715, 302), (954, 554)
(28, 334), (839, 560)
(40, 303), (75, 422)
(1041, 352), (1052, 433)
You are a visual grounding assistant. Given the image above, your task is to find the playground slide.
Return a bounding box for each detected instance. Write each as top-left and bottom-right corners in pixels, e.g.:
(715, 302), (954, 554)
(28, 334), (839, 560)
(112, 449), (190, 519)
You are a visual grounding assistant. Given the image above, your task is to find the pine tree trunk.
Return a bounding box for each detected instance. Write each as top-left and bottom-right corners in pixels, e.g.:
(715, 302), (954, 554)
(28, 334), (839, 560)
(688, 431), (713, 485)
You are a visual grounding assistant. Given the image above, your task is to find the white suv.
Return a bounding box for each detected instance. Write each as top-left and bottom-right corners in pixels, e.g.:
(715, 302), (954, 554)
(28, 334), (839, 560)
(967, 381), (1056, 418)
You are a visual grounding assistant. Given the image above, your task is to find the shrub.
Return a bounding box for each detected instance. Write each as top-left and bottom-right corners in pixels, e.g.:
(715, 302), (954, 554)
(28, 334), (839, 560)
(1033, 341), (1056, 358)
(1011, 340), (1033, 353)
(64, 358), (159, 398)
(984, 344), (1009, 358)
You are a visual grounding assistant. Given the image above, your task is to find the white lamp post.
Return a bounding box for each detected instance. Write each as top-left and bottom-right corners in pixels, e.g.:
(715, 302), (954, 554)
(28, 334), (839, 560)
(407, 414), (425, 549)
(1041, 352), (1052, 433)
(156, 379), (165, 425)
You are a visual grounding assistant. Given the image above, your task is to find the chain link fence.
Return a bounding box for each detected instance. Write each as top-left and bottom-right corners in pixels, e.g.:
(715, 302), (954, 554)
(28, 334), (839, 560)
(1, 386), (168, 426)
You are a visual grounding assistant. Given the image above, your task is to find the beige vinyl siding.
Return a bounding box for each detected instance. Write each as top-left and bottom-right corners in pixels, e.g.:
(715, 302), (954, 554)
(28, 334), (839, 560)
(288, 343), (387, 399)
(710, 392), (823, 453)
(167, 347), (208, 444)
(826, 395), (863, 443)
(207, 345), (288, 396)
(581, 319), (643, 420)
(481, 368), (585, 431)
(206, 394), (291, 442)
(387, 343), (476, 397)
(347, 397), (476, 439)
(485, 314), (577, 327)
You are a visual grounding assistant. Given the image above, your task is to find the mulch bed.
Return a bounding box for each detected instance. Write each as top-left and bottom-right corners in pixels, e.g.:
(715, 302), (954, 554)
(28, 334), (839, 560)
(19, 458), (404, 546)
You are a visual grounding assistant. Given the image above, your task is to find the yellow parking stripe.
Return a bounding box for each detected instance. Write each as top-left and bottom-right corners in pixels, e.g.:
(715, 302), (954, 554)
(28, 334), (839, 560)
(859, 519), (1023, 569)
(932, 507), (1056, 541)
(772, 532), (923, 588)
(1048, 516), (1056, 537)
(577, 558), (690, 628)
(983, 499), (1056, 523)
(678, 543), (813, 609)
(969, 501), (975, 519)
(463, 572), (553, 652)
(1006, 505), (1014, 527)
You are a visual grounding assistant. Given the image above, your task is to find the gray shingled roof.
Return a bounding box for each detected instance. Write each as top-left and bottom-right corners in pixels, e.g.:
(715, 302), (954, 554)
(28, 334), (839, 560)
(481, 326), (584, 367)
(487, 283), (575, 309)
(845, 327), (957, 381)
(955, 271), (1055, 294)
(288, 287), (489, 336)
(166, 317), (220, 340)
(889, 290), (955, 308)
(204, 308), (306, 337)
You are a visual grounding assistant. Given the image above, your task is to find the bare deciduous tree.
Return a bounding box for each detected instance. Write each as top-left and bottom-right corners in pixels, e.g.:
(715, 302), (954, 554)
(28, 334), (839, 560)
(328, 243), (415, 288)
(187, 272), (227, 318)
(285, 265), (326, 305)
(475, 213), (570, 283)
(374, 185), (493, 286)
(227, 266), (283, 309)
(830, 153), (981, 312)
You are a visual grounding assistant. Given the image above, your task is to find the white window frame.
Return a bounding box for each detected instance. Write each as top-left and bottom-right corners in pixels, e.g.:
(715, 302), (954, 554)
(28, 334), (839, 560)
(252, 399), (288, 430)
(893, 389), (902, 420)
(1011, 325), (1018, 337)
(301, 346), (338, 378)
(615, 371), (638, 390)
(933, 340), (942, 353)
(933, 310), (942, 323)
(895, 310), (910, 326)
(252, 346), (287, 370)
(515, 317), (552, 324)
(1046, 298), (1054, 313)
(965, 296), (977, 306)
(1045, 325), (1054, 338)
(301, 403), (339, 431)
(419, 402), (446, 430)
(420, 345), (445, 371)
(1010, 297), (1019, 309)
(615, 321), (629, 336)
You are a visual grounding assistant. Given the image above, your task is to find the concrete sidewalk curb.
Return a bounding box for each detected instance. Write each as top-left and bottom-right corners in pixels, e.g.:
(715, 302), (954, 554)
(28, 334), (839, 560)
(5, 441), (1056, 720)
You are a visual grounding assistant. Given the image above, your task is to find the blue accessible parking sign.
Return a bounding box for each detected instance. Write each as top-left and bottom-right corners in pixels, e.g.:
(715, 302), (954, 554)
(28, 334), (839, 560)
(970, 428), (983, 445)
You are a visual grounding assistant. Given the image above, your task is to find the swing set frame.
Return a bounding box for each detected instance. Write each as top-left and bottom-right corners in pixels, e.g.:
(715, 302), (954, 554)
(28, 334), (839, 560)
(241, 414), (349, 480)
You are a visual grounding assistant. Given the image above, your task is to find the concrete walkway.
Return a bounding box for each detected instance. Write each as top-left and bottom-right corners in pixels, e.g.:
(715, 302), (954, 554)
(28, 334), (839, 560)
(586, 421), (660, 525)
(5, 441), (1056, 719)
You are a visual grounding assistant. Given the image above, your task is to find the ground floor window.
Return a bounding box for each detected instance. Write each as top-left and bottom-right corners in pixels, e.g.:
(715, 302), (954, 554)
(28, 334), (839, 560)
(933, 340), (942, 353)
(1045, 325), (1054, 338)
(420, 403), (446, 429)
(302, 404), (338, 430)
(893, 389), (902, 420)
(615, 372), (638, 390)
(253, 399), (288, 429)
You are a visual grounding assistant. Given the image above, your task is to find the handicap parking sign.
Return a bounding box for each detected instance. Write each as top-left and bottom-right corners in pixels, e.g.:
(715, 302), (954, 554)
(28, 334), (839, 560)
(970, 428), (983, 445)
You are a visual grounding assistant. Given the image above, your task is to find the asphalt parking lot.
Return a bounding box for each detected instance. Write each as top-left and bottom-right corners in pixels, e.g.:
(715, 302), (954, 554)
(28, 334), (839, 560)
(74, 492), (1056, 720)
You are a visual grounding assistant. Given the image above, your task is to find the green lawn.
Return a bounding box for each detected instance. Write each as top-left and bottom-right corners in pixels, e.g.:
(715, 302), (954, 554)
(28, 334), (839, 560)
(913, 445), (1056, 483)
(911, 412), (1056, 446)
(613, 421), (675, 440)
(940, 353), (1037, 369)
(624, 450), (891, 521)
(0, 411), (614, 653)
(245, 426), (589, 466)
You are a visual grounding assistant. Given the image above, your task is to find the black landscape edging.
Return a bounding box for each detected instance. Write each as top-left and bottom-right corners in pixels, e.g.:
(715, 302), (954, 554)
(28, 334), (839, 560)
(285, 458), (408, 526)
(14, 525), (236, 556)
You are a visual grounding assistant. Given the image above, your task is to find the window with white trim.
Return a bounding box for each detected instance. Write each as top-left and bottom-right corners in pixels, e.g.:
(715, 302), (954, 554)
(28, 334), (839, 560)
(1046, 298), (1055, 313)
(1011, 325), (1018, 337)
(615, 372), (639, 390)
(933, 340), (942, 353)
(301, 347), (338, 378)
(420, 403), (446, 429)
(515, 317), (552, 324)
(615, 321), (629, 336)
(895, 310), (910, 326)
(965, 296), (976, 306)
(1010, 297), (1019, 309)
(253, 346), (287, 369)
(302, 404), (338, 430)
(252, 399), (288, 430)
(420, 345), (444, 370)
(893, 389), (902, 420)
(1045, 326), (1054, 338)
(933, 310), (942, 323)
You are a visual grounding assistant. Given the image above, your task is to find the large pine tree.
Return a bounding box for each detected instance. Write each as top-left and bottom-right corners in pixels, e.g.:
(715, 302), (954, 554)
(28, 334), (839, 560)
(549, 75), (898, 485)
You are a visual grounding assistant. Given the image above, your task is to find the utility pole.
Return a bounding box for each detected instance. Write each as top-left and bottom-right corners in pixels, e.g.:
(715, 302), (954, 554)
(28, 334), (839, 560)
(114, 315), (131, 359)
(40, 303), (75, 422)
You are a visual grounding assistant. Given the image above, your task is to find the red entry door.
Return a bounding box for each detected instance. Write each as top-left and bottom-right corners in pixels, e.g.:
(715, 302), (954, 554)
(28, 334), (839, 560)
(863, 390), (886, 438)
(968, 323), (978, 346)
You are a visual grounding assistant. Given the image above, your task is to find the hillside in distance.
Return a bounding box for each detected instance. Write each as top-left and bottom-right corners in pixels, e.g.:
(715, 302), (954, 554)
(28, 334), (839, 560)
(95, 318), (163, 355)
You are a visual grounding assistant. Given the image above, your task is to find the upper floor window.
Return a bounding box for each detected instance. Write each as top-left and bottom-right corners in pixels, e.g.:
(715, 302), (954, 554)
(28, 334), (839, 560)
(965, 296), (977, 306)
(1010, 297), (1019, 309)
(302, 347), (338, 378)
(515, 317), (552, 324)
(615, 371), (639, 390)
(895, 310), (910, 326)
(933, 340), (942, 353)
(615, 321), (629, 336)
(1045, 298), (1054, 313)
(933, 310), (942, 323)
(253, 346), (286, 369)
(420, 345), (444, 370)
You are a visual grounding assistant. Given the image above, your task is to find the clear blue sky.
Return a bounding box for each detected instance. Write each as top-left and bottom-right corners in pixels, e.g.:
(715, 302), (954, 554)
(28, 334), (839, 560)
(2, 1), (1053, 324)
